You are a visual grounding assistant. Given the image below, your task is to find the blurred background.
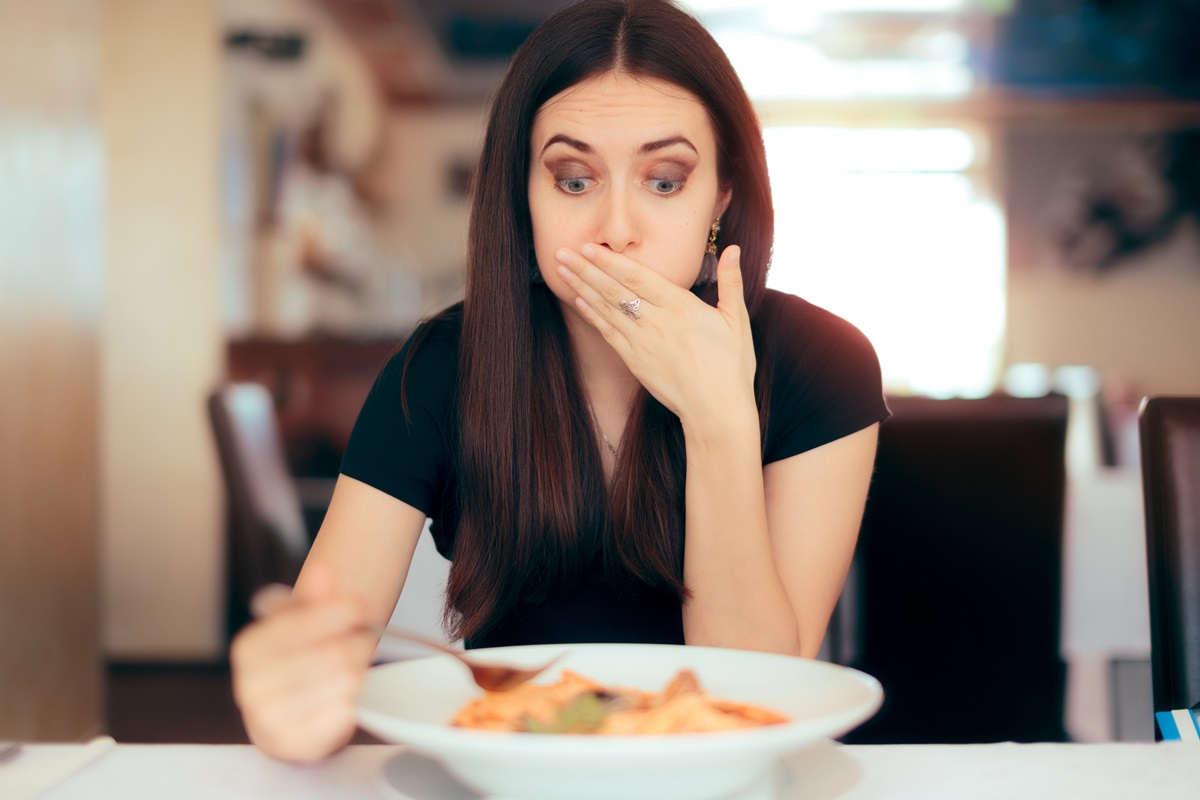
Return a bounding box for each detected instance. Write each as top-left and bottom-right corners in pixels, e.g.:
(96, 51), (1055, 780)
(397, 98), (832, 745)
(3, 0), (1199, 747)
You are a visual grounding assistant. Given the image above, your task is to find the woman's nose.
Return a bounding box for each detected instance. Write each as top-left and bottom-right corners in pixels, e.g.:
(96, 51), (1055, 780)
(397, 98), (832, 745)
(595, 189), (638, 253)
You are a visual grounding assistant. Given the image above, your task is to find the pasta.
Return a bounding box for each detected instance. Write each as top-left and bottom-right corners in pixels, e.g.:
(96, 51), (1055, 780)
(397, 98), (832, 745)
(450, 668), (788, 734)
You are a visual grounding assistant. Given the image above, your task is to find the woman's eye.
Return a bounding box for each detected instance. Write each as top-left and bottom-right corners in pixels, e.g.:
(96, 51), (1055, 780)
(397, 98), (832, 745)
(647, 178), (685, 196)
(557, 177), (593, 194)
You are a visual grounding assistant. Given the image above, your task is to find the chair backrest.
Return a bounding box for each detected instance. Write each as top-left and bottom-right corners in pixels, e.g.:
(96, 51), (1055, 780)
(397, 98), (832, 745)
(208, 383), (309, 633)
(1139, 395), (1200, 721)
(841, 393), (1070, 743)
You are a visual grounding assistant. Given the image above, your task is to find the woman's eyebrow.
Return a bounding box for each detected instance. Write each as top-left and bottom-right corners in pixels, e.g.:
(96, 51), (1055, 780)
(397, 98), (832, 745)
(538, 134), (699, 157)
(639, 136), (698, 155)
(540, 134), (592, 156)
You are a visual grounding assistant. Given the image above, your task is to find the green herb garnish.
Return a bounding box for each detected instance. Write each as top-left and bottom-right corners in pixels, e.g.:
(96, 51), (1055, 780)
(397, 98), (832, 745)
(523, 692), (609, 734)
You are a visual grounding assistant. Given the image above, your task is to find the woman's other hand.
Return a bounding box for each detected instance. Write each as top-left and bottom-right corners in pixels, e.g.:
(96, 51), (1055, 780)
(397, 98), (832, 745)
(230, 561), (375, 762)
(555, 243), (756, 429)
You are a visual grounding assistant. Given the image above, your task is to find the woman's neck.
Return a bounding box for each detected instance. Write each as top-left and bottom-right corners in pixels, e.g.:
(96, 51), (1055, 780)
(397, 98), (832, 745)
(562, 304), (639, 407)
(562, 307), (636, 482)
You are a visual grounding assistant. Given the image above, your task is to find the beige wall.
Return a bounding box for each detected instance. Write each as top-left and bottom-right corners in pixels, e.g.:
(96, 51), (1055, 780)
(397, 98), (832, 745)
(1003, 123), (1200, 397)
(0, 0), (105, 739)
(100, 0), (225, 659)
(1, 0), (226, 730)
(1008, 227), (1200, 397)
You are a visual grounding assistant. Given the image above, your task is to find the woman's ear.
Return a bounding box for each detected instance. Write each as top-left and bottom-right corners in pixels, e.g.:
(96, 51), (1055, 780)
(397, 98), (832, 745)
(715, 185), (733, 219)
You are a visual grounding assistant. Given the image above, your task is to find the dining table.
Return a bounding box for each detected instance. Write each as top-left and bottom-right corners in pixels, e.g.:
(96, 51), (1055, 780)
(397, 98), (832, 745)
(6, 737), (1197, 800)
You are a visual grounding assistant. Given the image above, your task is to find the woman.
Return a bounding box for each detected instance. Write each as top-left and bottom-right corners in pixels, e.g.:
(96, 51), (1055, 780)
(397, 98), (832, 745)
(232, 0), (888, 762)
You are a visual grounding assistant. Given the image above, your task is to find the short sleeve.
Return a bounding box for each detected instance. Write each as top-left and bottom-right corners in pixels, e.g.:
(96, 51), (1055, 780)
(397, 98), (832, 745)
(339, 319), (459, 517)
(761, 291), (890, 464)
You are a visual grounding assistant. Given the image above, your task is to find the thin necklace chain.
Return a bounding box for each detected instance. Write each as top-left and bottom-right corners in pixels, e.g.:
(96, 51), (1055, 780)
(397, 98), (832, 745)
(587, 400), (619, 460)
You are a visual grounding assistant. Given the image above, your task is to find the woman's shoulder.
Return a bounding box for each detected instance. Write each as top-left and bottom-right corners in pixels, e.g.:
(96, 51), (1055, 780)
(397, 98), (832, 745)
(393, 304), (463, 365)
(372, 304), (463, 399)
(342, 307), (461, 515)
(756, 292), (889, 460)
(756, 289), (876, 364)
(411, 304), (464, 351)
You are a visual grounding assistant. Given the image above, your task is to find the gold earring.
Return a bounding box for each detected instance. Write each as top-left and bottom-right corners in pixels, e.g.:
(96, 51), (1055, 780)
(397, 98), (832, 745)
(706, 218), (720, 255)
(694, 218), (721, 288)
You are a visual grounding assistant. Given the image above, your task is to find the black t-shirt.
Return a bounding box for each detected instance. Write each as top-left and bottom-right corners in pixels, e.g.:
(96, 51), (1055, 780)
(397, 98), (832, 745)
(341, 289), (889, 647)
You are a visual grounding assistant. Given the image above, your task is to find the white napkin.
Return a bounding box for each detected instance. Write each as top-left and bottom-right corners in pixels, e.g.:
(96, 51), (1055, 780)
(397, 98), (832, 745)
(0, 736), (116, 800)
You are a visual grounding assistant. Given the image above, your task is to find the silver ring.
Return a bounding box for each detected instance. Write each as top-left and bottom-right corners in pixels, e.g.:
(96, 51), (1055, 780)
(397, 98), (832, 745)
(618, 297), (642, 320)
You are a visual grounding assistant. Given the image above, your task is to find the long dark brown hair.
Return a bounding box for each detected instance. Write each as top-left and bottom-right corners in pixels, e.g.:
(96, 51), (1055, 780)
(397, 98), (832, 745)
(409, 0), (775, 642)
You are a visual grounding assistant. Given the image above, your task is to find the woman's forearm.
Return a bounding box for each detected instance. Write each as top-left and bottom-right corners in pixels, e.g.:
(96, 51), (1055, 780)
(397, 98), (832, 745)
(678, 400), (802, 655)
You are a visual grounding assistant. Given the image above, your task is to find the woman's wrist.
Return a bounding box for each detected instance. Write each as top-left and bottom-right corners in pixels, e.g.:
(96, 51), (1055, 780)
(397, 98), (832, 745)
(678, 390), (760, 455)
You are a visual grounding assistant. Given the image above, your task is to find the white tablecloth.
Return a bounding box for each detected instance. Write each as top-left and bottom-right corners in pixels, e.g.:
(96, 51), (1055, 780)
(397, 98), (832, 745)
(9, 742), (1197, 800)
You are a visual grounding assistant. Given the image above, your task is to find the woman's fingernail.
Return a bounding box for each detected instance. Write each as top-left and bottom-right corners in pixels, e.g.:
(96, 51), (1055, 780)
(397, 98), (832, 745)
(555, 248), (571, 264)
(581, 244), (596, 258)
(556, 265), (571, 280)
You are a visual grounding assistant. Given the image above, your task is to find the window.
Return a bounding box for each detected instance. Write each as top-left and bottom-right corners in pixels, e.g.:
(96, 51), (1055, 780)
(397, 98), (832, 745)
(762, 125), (1005, 397)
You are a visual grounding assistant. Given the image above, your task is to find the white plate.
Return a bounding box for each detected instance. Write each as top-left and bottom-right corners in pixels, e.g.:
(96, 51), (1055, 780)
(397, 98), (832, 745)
(358, 643), (880, 800)
(377, 741), (865, 800)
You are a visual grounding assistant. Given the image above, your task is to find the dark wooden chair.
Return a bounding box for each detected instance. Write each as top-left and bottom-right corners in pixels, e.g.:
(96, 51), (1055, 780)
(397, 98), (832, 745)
(208, 383), (310, 637)
(1139, 395), (1200, 734)
(839, 393), (1070, 743)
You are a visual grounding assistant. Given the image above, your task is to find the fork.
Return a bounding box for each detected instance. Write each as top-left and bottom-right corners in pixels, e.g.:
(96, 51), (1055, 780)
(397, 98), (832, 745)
(368, 626), (565, 692)
(249, 584), (564, 692)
